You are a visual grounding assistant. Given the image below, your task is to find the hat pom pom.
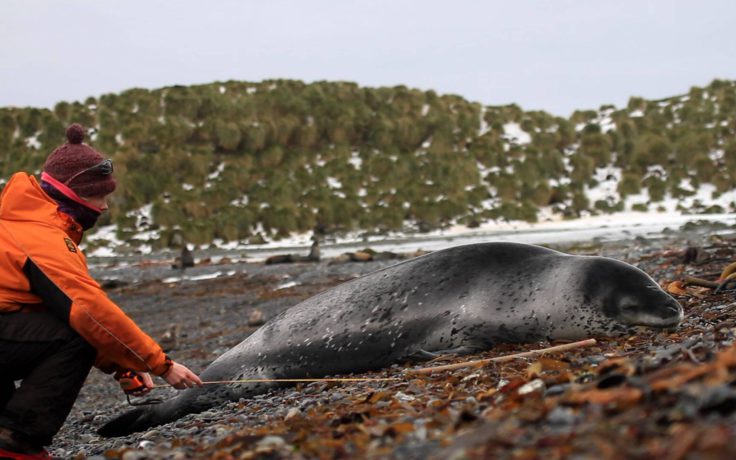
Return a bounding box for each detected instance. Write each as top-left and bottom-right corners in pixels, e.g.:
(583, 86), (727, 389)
(66, 123), (85, 144)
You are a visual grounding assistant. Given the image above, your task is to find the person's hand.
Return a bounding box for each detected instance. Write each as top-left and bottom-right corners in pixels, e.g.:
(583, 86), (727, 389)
(137, 372), (154, 394)
(115, 371), (154, 396)
(162, 361), (202, 389)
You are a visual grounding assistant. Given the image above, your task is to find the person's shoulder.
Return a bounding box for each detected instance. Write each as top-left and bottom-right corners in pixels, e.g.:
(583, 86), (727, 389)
(3, 219), (84, 257)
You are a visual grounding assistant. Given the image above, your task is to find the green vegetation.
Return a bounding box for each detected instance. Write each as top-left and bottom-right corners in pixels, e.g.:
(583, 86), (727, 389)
(1, 79), (735, 249)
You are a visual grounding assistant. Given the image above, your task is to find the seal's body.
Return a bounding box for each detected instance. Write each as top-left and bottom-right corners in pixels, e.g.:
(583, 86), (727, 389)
(100, 243), (682, 436)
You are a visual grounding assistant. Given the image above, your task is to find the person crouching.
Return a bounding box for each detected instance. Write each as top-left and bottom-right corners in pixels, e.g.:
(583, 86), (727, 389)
(0, 124), (202, 459)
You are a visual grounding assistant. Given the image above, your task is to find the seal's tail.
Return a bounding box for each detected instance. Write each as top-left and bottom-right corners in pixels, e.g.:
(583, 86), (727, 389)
(97, 407), (158, 437)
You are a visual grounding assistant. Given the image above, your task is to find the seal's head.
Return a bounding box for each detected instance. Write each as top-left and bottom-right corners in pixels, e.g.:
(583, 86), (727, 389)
(582, 257), (683, 332)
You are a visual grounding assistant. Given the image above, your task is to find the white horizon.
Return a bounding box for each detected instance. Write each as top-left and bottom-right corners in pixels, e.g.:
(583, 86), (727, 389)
(2, 0), (735, 117)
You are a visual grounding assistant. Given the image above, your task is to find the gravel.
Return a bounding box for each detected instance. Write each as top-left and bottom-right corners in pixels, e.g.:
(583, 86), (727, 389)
(47, 223), (735, 458)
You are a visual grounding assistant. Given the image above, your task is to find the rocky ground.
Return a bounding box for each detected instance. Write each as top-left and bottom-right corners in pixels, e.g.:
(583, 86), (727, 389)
(50, 225), (736, 459)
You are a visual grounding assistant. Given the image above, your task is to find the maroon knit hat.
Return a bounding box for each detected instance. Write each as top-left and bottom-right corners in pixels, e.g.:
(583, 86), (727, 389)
(43, 124), (116, 197)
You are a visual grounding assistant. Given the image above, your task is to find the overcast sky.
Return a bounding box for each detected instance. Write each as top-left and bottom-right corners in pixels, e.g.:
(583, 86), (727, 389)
(1, 0), (734, 117)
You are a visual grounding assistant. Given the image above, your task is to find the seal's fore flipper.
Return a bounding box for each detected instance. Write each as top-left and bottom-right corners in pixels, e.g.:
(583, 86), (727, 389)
(97, 408), (151, 437)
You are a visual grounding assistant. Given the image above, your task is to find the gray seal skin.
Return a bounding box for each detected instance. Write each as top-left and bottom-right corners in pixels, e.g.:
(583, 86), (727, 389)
(99, 242), (682, 436)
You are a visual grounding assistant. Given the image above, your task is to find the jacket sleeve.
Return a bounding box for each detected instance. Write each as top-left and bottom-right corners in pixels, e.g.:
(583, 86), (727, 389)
(22, 247), (170, 376)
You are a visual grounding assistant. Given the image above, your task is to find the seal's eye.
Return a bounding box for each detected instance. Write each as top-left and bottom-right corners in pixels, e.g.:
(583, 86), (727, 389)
(617, 297), (639, 311)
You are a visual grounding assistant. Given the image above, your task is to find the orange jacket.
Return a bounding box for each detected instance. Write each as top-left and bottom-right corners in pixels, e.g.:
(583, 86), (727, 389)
(0, 172), (170, 375)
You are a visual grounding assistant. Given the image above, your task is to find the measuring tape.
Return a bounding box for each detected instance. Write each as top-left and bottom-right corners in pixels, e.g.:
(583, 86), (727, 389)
(125, 376), (401, 405)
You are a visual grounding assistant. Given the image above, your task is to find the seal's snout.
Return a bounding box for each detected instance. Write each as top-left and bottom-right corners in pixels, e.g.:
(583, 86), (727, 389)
(655, 303), (683, 328)
(660, 292), (684, 320)
(647, 295), (683, 326)
(616, 292), (683, 329)
(665, 301), (683, 318)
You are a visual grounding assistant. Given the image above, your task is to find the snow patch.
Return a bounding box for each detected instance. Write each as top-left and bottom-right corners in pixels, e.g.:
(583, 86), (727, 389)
(163, 271), (223, 284)
(478, 108), (490, 136)
(348, 151), (363, 170)
(230, 195), (249, 207)
(126, 204), (154, 229)
(502, 123), (531, 145)
(276, 280), (299, 290)
(25, 132), (41, 149)
(327, 177), (342, 189)
(709, 149), (725, 162)
(586, 166), (622, 204)
(208, 163), (225, 180)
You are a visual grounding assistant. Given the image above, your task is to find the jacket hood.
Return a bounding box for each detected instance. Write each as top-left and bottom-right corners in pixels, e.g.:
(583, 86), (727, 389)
(0, 172), (83, 241)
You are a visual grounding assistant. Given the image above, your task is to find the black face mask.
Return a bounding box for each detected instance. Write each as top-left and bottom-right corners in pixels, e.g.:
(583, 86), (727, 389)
(40, 181), (101, 231)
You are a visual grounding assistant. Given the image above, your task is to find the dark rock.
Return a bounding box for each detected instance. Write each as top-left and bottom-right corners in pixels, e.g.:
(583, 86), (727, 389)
(698, 385), (736, 416)
(159, 323), (182, 352)
(546, 384), (571, 396)
(373, 251), (400, 261)
(247, 309), (265, 327)
(684, 246), (709, 264)
(181, 246), (194, 268)
(596, 373), (629, 389)
(308, 239), (320, 261)
(172, 246), (195, 269)
(266, 242), (320, 264)
(265, 254), (293, 265)
(546, 406), (579, 426)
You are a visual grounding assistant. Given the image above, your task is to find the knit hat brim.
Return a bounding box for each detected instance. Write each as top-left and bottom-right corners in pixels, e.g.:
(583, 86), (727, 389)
(42, 124), (117, 197)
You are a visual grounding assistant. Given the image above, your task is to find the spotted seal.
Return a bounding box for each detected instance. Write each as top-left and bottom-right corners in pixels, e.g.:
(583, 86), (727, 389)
(99, 242), (681, 436)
